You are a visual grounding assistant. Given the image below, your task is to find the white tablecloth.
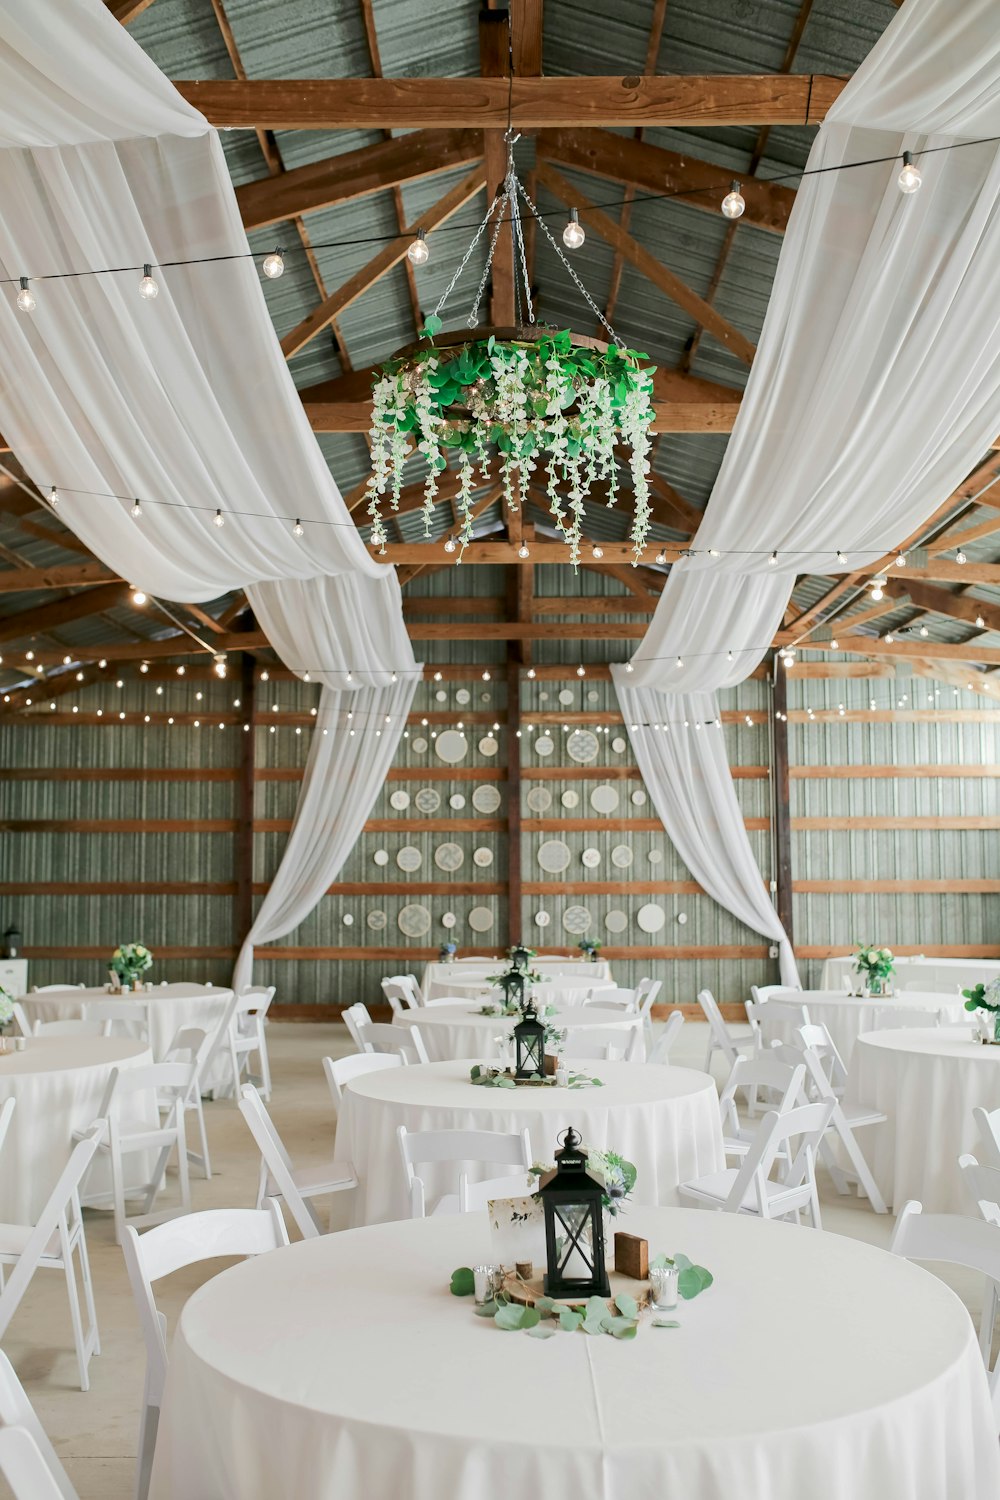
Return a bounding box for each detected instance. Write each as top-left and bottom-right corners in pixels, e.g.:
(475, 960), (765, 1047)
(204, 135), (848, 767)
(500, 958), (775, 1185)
(391, 1004), (644, 1063)
(334, 1060), (723, 1224)
(422, 959), (613, 1001)
(0, 1036), (155, 1222)
(821, 955), (1000, 994)
(850, 1029), (1000, 1212)
(149, 1207), (1000, 1500)
(762, 989), (964, 1067)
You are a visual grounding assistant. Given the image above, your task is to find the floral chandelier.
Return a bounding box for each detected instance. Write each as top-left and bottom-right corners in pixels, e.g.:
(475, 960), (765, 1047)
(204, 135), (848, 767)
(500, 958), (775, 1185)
(366, 133), (656, 568)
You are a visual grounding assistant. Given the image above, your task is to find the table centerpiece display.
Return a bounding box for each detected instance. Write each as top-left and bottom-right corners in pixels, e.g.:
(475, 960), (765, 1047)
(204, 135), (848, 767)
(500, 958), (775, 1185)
(963, 978), (1000, 1044)
(853, 943), (895, 997)
(109, 942), (153, 991)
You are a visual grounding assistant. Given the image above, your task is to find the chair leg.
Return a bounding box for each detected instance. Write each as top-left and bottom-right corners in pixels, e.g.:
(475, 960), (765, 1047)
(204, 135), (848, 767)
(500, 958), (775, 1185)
(135, 1401), (159, 1500)
(191, 1091), (212, 1179)
(74, 1206), (100, 1358)
(175, 1111), (191, 1215)
(257, 1022), (272, 1101)
(59, 1220), (91, 1392)
(109, 1135), (127, 1247)
(228, 1033), (241, 1101)
(830, 1110), (888, 1214)
(255, 1157), (268, 1211)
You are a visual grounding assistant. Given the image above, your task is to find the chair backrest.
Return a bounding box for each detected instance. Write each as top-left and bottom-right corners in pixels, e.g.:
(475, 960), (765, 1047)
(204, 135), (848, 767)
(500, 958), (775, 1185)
(237, 1085), (320, 1239)
(323, 1051), (403, 1109)
(83, 999), (152, 1038)
(10, 1004), (31, 1039)
(725, 1100), (835, 1213)
(875, 1006), (941, 1030)
(719, 1055), (806, 1140)
(745, 997), (811, 1050)
(32, 1019), (108, 1038)
(121, 1205), (288, 1406)
(381, 976), (422, 1011)
(359, 1019), (428, 1065)
(959, 1155), (1000, 1227)
(163, 1025), (214, 1084)
(795, 1022), (849, 1095)
(589, 987), (637, 1012)
(106, 1062), (195, 1107)
(697, 988), (740, 1063)
(235, 986), (276, 1021)
(635, 978), (662, 1020)
(559, 1026), (638, 1062)
(396, 1124), (532, 1217)
(647, 1010), (684, 1065)
(0, 1098), (15, 1161)
(342, 1003), (372, 1048)
(974, 1106), (1000, 1170)
(751, 983), (802, 1004)
(0, 1350), (76, 1500)
(891, 1199), (1000, 1285)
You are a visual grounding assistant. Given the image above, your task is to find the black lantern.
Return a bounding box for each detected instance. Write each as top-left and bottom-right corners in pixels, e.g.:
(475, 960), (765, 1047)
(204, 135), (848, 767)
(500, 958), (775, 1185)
(498, 968), (526, 1011)
(538, 1127), (610, 1298)
(509, 944), (532, 972)
(2, 925), (21, 959)
(513, 1002), (545, 1078)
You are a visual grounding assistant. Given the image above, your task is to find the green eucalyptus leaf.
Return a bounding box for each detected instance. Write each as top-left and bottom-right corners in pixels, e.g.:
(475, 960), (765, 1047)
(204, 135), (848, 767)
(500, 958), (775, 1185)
(648, 1253), (671, 1271)
(677, 1265), (714, 1300)
(450, 1267), (475, 1297)
(494, 1302), (528, 1331)
(606, 1316), (638, 1340)
(672, 1253), (692, 1270)
(526, 1324), (557, 1339)
(651, 1319), (681, 1329)
(520, 1305), (542, 1330)
(614, 1292), (639, 1320)
(559, 1307), (584, 1332)
(419, 314), (443, 339)
(534, 1296), (556, 1316)
(474, 1299), (499, 1317)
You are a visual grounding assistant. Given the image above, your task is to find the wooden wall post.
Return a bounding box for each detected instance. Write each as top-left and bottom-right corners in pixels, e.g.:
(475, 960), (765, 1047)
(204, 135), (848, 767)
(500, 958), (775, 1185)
(235, 651), (257, 947)
(771, 664), (794, 946)
(505, 652), (523, 944)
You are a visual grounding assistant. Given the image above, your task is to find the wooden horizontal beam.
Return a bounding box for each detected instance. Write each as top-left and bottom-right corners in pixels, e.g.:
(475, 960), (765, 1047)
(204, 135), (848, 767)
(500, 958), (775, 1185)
(172, 75), (846, 129)
(407, 620), (646, 639)
(0, 583), (129, 646)
(790, 764), (1000, 779)
(809, 638), (1000, 667)
(797, 944), (1000, 960)
(236, 129), (482, 230)
(901, 580), (1000, 634)
(893, 563), (1000, 584)
(0, 563), (119, 594)
(793, 816), (1000, 831)
(794, 879), (1000, 894)
(540, 129), (795, 233)
(23, 630), (269, 665)
(368, 541), (680, 564)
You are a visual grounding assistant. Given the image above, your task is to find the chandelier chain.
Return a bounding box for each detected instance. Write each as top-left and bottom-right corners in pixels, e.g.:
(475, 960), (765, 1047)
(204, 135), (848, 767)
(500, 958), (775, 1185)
(517, 178), (624, 347)
(431, 191), (502, 324)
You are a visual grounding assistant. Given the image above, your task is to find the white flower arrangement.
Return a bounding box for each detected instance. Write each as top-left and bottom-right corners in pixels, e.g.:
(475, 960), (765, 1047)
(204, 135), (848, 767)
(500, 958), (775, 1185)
(111, 943), (153, 982)
(0, 988), (14, 1029)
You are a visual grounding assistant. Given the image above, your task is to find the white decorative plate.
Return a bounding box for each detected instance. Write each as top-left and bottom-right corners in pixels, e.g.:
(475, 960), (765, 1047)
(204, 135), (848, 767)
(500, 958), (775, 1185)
(396, 846), (422, 872)
(587, 691), (599, 704)
(366, 910), (387, 930)
(561, 789), (580, 810)
(435, 730), (468, 764)
(581, 847), (601, 868)
(342, 912), (354, 927)
(473, 847), (493, 867)
(534, 735), (555, 757)
(373, 849), (390, 867)
(415, 787), (441, 814)
(389, 789), (411, 811)
(534, 910), (551, 928)
(637, 903), (666, 934)
(456, 688), (471, 705)
(558, 689), (574, 706)
(631, 789), (647, 806)
(526, 786), (552, 813)
(611, 737), (627, 753)
(562, 905), (592, 935)
(468, 906), (494, 932)
(537, 839), (572, 873)
(434, 842), (464, 872)
(398, 904), (431, 938)
(434, 690), (447, 703)
(538, 691), (549, 702)
(411, 737), (428, 753)
(449, 793), (466, 810)
(472, 784), (502, 814)
(478, 736), (499, 757)
(441, 911), (457, 929)
(566, 729), (599, 763)
(648, 848), (663, 865)
(604, 909), (629, 934)
(590, 784), (619, 814)
(677, 912), (688, 926)
(610, 844), (633, 869)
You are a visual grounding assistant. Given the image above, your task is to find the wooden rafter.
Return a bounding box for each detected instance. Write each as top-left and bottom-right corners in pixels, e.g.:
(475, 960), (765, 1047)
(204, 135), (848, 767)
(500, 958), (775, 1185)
(0, 584), (129, 647)
(106, 0), (156, 20)
(0, 563), (119, 594)
(898, 580), (1000, 634)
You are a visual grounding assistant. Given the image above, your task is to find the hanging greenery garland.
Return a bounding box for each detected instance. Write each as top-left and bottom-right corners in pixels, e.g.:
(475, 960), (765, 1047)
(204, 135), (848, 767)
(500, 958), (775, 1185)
(367, 321), (656, 568)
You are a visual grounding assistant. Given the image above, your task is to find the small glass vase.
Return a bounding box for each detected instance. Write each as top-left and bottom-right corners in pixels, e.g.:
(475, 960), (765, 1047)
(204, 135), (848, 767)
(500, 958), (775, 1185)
(978, 1011), (1000, 1045)
(863, 975), (892, 998)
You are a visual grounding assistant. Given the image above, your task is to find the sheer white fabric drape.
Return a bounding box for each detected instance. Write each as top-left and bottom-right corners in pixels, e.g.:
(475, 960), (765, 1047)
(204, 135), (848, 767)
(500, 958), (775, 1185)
(234, 678), (419, 993)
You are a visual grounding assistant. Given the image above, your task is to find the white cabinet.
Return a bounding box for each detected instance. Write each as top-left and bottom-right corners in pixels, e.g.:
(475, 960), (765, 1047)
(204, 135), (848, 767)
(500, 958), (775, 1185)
(0, 960), (28, 995)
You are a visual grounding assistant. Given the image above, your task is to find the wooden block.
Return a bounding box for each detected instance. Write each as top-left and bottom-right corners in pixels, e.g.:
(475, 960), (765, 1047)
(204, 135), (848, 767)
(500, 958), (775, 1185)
(614, 1232), (648, 1281)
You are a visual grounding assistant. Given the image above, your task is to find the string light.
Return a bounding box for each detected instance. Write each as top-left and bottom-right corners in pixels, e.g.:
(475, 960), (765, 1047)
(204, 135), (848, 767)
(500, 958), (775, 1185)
(139, 264), (159, 300)
(130, 586), (146, 605)
(214, 654), (227, 678)
(885, 632), (895, 643)
(624, 662), (634, 673)
(517, 542), (530, 559)
(869, 575), (887, 601)
(138, 661), (149, 674)
(955, 548), (967, 564)
(919, 624), (929, 636)
(262, 248), (285, 279)
(259, 669), (268, 681)
(407, 229), (429, 266)
(576, 664), (586, 677)
(836, 550), (847, 565)
(562, 208), (585, 250)
(654, 550), (666, 565)
(526, 668), (536, 679)
(213, 509), (225, 527)
(16, 278), (34, 312)
(721, 180), (746, 219)
(591, 545), (604, 559)
(482, 670), (491, 681)
(48, 487), (58, 507)
(768, 551), (778, 565)
(675, 656), (683, 670)
(292, 518), (304, 537)
(976, 615), (986, 629)
(443, 537), (457, 553)
(898, 150), (922, 194)
(895, 552), (906, 566)
(130, 498), (142, 518)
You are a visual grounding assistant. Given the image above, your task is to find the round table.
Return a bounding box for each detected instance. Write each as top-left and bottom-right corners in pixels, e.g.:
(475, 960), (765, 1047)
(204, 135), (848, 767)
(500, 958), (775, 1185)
(850, 1028), (1000, 1212)
(764, 989), (962, 1067)
(429, 978), (615, 1007)
(821, 955), (1000, 994)
(148, 1207), (1000, 1500)
(0, 1036), (155, 1222)
(334, 1060), (723, 1224)
(422, 959), (613, 1001)
(392, 1004), (644, 1063)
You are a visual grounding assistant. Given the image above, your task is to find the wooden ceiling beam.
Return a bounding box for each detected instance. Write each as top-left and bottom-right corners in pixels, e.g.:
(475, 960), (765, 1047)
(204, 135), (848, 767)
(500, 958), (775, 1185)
(106, 0), (157, 19)
(806, 637), (1000, 666)
(365, 541), (680, 564)
(480, 11), (516, 326)
(535, 162), (756, 364)
(0, 584), (131, 648)
(899, 579), (1000, 634)
(0, 563), (119, 594)
(27, 630), (270, 665)
(408, 621), (646, 640)
(172, 75), (846, 130)
(540, 129), (795, 234)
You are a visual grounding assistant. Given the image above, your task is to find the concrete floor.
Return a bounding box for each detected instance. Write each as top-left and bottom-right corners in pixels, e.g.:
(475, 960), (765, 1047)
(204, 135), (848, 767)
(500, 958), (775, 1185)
(2, 1021), (987, 1500)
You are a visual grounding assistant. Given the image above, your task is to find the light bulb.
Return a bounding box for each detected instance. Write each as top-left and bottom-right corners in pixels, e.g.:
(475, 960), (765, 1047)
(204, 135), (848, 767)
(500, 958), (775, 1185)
(871, 585), (884, 601)
(885, 632), (894, 643)
(976, 615), (986, 629)
(130, 498), (142, 518)
(654, 550), (666, 565)
(517, 542), (530, 559)
(433, 671), (442, 681)
(955, 548), (967, 564)
(675, 656), (683, 670)
(391, 672), (397, 683)
(139, 661), (149, 673)
(721, 180), (746, 220)
(259, 669), (268, 681)
(836, 550), (847, 565)
(591, 545), (604, 559)
(131, 586), (146, 605)
(139, 264), (159, 300)
(98, 659), (107, 669)
(49, 487), (58, 507)
(768, 551), (778, 565)
(407, 229), (429, 266)
(214, 655), (227, 678)
(919, 624), (929, 637)
(727, 650), (734, 662)
(526, 667), (536, 679)
(177, 665), (185, 676)
(897, 150), (922, 195)
(292, 518), (304, 536)
(25, 650), (33, 660)
(562, 208), (585, 250)
(303, 671), (311, 682)
(576, 664), (586, 677)
(625, 662), (634, 673)
(830, 638), (839, 649)
(895, 552), (906, 566)
(346, 671), (353, 683)
(16, 278), (34, 312)
(443, 537), (457, 553)
(708, 548), (720, 558)
(262, 248), (285, 279)
(213, 508), (225, 527)
(482, 670), (491, 681)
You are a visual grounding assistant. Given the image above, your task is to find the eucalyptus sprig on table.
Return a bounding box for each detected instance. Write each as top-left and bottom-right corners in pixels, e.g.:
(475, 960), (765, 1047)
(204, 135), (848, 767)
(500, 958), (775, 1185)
(468, 1064), (603, 1090)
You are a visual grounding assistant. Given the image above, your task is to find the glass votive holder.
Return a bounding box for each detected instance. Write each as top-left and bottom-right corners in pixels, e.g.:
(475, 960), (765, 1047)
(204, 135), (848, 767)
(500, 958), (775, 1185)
(555, 1065), (569, 1088)
(649, 1265), (679, 1311)
(473, 1265), (492, 1304)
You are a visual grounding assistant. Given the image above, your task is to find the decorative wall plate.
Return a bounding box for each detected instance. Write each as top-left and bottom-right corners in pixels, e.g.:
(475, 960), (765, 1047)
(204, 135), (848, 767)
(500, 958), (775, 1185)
(342, 912), (355, 927)
(566, 729), (599, 763)
(441, 911), (457, 929)
(538, 691), (549, 702)
(449, 793), (466, 810)
(590, 784), (619, 814)
(537, 839), (572, 873)
(478, 735), (499, 756)
(434, 690), (447, 703)
(587, 691), (599, 704)
(526, 786), (552, 813)
(611, 737), (627, 753)
(473, 847), (494, 867)
(558, 689), (574, 706)
(412, 737), (428, 753)
(630, 788), (647, 806)
(562, 905), (592, 935)
(677, 912), (688, 926)
(561, 789), (580, 809)
(373, 849), (390, 867)
(637, 903), (666, 934)
(648, 849), (663, 865)
(396, 846), (422, 872)
(366, 910), (387, 930)
(415, 787), (441, 814)
(534, 910), (551, 928)
(389, 789), (411, 811)
(468, 906), (494, 932)
(456, 688), (471, 705)
(435, 730), (468, 764)
(581, 847), (601, 868)
(472, 784), (502, 814)
(534, 735), (555, 757)
(604, 909), (629, 934)
(398, 904), (431, 938)
(610, 845), (633, 869)
(434, 842), (464, 872)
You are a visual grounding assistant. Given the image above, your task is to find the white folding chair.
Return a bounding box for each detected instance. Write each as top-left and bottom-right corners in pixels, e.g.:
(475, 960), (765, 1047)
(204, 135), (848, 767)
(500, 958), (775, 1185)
(585, 986), (638, 1012)
(890, 1201), (1000, 1431)
(121, 1205), (288, 1500)
(647, 1010), (685, 1065)
(875, 1006), (942, 1030)
(974, 1106), (1000, 1170)
(381, 975), (422, 1011)
(396, 1124), (532, 1217)
(31, 1019), (108, 1038)
(238, 1084), (357, 1239)
(83, 998), (152, 1045)
(751, 983), (802, 1004)
(697, 988), (754, 1073)
(358, 1018), (429, 1065)
(0, 1349), (77, 1500)
(162, 1025), (216, 1179)
(10, 1005), (32, 1039)
(959, 1155), (1000, 1362)
(228, 987), (275, 1100)
(559, 1025), (639, 1062)
(74, 1063), (195, 1243)
(323, 1051), (404, 1110)
(745, 996), (811, 1052)
(342, 1003), (372, 1049)
(717, 1055), (806, 1161)
(0, 1125), (103, 1391)
(679, 1100), (835, 1227)
(779, 1029), (888, 1212)
(30, 985), (85, 993)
